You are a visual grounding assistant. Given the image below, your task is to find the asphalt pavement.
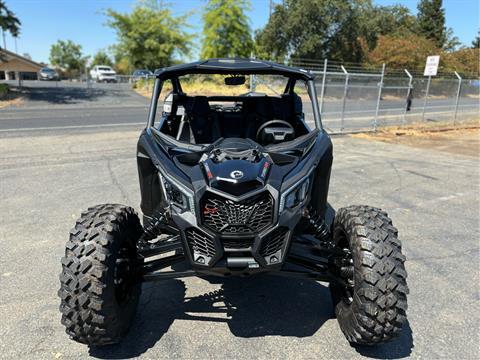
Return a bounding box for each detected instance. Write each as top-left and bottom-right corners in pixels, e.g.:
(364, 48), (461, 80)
(0, 126), (479, 359)
(0, 80), (478, 359)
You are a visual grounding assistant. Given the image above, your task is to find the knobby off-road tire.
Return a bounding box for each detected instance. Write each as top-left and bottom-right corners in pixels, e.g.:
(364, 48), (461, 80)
(330, 205), (408, 345)
(58, 204), (143, 346)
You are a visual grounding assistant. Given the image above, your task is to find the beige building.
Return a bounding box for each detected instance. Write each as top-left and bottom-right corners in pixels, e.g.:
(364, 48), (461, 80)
(0, 48), (43, 80)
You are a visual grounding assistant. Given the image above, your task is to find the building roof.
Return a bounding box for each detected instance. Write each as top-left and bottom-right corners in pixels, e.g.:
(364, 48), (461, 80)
(0, 48), (43, 70)
(155, 58), (315, 80)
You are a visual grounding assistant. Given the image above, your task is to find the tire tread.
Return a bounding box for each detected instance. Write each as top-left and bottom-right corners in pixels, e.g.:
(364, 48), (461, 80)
(58, 204), (142, 345)
(333, 205), (409, 345)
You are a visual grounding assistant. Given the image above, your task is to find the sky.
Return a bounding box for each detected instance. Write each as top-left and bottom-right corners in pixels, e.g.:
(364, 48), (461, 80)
(2, 0), (479, 64)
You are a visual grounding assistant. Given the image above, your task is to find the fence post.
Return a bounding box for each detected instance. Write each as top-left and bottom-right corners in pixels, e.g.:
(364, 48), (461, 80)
(340, 65), (349, 132)
(422, 76), (431, 121)
(373, 63), (385, 131)
(403, 69), (413, 124)
(319, 59), (327, 114)
(453, 71), (462, 125)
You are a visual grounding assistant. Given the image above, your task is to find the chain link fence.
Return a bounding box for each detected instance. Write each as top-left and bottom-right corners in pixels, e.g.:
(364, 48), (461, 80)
(121, 64), (479, 133)
(309, 60), (479, 133)
(4, 59), (477, 134)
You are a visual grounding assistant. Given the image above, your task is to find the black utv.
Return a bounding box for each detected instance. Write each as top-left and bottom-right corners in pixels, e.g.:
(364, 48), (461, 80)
(59, 59), (408, 347)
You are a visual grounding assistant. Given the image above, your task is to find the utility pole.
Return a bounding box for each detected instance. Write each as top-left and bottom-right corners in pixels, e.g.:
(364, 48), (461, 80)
(269, 0), (273, 17)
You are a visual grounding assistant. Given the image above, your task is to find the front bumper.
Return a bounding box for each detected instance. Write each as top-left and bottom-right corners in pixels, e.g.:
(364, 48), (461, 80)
(98, 75), (117, 81)
(171, 189), (305, 276)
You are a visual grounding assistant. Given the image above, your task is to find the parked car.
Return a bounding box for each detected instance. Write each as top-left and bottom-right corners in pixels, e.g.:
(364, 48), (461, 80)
(90, 65), (117, 83)
(132, 69), (153, 82)
(39, 67), (60, 81)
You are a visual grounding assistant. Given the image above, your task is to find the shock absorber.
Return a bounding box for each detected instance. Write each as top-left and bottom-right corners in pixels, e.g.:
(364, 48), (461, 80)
(139, 207), (169, 242)
(304, 208), (332, 247)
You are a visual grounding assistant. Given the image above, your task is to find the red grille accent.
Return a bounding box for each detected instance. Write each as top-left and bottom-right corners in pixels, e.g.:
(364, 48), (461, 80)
(201, 192), (274, 234)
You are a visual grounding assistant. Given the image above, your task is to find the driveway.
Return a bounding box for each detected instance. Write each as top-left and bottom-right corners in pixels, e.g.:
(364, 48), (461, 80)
(0, 80), (149, 133)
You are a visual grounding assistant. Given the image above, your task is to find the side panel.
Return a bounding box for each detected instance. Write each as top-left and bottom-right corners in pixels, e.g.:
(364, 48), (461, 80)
(137, 131), (165, 217)
(310, 141), (333, 217)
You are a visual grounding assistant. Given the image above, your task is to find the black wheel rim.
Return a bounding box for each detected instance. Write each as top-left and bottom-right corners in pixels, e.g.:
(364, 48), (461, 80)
(335, 228), (355, 305)
(114, 242), (136, 304)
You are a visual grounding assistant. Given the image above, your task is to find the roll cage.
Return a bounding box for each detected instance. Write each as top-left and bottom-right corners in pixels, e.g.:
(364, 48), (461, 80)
(145, 59), (323, 141)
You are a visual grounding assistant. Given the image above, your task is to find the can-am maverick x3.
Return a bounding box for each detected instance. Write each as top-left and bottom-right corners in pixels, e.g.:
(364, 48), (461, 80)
(59, 59), (408, 347)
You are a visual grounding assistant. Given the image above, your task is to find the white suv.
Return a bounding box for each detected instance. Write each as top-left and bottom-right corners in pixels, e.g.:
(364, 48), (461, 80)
(90, 65), (117, 83)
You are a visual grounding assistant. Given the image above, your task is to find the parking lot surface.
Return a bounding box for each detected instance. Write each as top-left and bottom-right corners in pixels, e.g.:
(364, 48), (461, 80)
(0, 125), (478, 359)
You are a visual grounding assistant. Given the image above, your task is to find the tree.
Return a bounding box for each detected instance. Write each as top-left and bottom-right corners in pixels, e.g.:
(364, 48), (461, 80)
(0, 1), (20, 37)
(0, 0), (20, 52)
(443, 48), (479, 77)
(366, 34), (440, 70)
(356, 4), (417, 49)
(106, 5), (191, 70)
(472, 31), (480, 48)
(256, 0), (361, 61)
(442, 27), (461, 52)
(417, 0), (446, 49)
(255, 0), (418, 63)
(201, 0), (253, 59)
(91, 50), (113, 68)
(49, 40), (87, 77)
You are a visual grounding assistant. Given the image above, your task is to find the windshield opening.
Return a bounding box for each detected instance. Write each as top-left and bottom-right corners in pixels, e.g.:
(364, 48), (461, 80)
(152, 73), (319, 146)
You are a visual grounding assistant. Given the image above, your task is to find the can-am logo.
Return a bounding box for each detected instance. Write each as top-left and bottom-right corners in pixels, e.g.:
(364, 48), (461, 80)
(230, 170), (244, 179)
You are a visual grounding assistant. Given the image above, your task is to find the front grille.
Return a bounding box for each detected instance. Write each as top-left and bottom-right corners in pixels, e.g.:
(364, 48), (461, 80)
(260, 227), (289, 257)
(222, 237), (254, 249)
(185, 228), (216, 258)
(201, 191), (273, 234)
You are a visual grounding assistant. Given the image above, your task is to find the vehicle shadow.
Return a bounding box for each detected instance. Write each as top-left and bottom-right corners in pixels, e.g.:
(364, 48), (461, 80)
(89, 275), (413, 359)
(13, 83), (140, 106)
(353, 321), (414, 359)
(15, 85), (108, 105)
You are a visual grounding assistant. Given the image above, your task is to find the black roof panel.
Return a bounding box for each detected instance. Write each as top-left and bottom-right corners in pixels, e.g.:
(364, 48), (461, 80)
(155, 58), (314, 80)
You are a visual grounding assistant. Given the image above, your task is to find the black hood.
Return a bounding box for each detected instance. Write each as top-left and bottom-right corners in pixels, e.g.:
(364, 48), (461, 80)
(201, 158), (271, 196)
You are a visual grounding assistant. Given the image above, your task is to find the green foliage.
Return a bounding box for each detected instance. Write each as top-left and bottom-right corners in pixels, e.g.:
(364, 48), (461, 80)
(366, 35), (440, 70)
(0, 0), (20, 39)
(201, 0), (253, 58)
(0, 83), (9, 97)
(417, 0), (446, 49)
(356, 4), (417, 49)
(91, 50), (113, 68)
(49, 40), (87, 77)
(255, 0), (417, 63)
(443, 27), (461, 52)
(472, 31), (480, 49)
(106, 5), (192, 71)
(367, 34), (479, 77)
(443, 48), (480, 77)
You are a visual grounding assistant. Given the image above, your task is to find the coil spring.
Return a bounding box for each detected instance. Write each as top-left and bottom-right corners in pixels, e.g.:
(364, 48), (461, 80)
(307, 210), (330, 242)
(140, 209), (168, 242)
(340, 266), (354, 279)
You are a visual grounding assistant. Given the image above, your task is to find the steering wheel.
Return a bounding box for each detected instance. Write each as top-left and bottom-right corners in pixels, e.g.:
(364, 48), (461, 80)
(256, 120), (295, 145)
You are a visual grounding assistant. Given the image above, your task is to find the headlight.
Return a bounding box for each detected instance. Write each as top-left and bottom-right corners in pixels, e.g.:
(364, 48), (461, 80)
(279, 176), (311, 213)
(159, 172), (195, 214)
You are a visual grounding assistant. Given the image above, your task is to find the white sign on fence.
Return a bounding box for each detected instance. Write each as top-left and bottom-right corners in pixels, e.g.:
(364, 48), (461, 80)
(424, 55), (440, 76)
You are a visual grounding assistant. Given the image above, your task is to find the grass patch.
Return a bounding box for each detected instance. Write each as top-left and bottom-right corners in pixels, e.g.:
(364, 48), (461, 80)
(132, 74), (305, 99)
(352, 119), (479, 157)
(0, 83), (9, 98)
(0, 84), (25, 108)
